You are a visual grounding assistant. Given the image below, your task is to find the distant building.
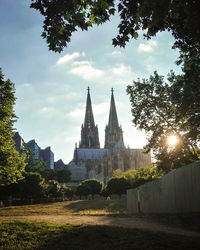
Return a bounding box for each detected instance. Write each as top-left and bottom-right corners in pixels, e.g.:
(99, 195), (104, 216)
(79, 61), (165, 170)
(26, 139), (40, 160)
(13, 132), (56, 170)
(13, 132), (25, 152)
(54, 159), (67, 171)
(40, 146), (54, 169)
(68, 87), (151, 183)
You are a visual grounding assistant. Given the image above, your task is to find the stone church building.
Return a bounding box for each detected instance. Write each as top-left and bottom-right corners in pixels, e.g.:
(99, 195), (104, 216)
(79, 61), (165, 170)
(68, 88), (151, 183)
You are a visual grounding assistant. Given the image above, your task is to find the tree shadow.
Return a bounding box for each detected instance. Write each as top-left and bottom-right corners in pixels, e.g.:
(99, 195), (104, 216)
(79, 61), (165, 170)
(63, 199), (127, 214)
(1, 221), (200, 250)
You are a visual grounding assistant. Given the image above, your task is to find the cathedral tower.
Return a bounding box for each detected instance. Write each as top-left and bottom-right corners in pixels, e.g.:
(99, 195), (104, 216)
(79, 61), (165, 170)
(79, 87), (100, 148)
(104, 88), (124, 148)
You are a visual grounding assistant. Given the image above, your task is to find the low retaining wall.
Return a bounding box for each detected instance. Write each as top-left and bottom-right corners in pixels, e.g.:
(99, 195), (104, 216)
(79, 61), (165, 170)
(127, 161), (200, 213)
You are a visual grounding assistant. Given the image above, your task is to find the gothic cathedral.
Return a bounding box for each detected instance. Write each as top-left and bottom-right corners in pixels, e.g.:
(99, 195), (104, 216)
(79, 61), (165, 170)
(68, 88), (151, 183)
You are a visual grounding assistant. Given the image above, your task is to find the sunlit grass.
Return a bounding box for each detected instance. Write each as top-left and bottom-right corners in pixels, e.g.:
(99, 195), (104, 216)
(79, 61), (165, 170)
(0, 198), (127, 217)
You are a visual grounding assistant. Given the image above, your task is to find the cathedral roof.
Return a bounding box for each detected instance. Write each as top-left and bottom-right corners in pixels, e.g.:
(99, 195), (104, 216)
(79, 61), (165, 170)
(76, 148), (108, 161)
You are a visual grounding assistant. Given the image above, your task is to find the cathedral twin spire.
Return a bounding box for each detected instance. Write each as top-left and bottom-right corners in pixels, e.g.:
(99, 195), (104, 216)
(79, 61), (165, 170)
(105, 88), (124, 148)
(79, 87), (124, 149)
(83, 87), (95, 130)
(79, 87), (100, 148)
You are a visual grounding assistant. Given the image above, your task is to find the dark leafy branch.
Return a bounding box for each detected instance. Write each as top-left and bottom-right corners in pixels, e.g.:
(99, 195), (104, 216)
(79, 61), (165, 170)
(30, 0), (200, 54)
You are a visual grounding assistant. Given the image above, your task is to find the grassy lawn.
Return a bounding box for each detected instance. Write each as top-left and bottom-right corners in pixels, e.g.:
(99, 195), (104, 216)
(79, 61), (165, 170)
(0, 221), (200, 250)
(0, 198), (127, 216)
(0, 200), (200, 249)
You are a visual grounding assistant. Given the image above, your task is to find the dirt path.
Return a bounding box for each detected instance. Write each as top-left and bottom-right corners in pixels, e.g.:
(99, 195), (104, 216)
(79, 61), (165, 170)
(1, 214), (199, 237)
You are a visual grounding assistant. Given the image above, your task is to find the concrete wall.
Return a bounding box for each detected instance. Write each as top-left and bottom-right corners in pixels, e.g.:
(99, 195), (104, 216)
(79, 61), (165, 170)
(127, 161), (200, 214)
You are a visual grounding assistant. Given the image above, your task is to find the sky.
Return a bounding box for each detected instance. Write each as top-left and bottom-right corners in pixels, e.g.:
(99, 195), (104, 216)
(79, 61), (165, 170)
(0, 0), (182, 163)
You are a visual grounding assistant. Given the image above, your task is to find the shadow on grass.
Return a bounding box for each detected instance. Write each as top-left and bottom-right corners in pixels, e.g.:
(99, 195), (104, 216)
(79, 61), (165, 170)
(0, 199), (127, 216)
(63, 199), (127, 214)
(0, 221), (200, 250)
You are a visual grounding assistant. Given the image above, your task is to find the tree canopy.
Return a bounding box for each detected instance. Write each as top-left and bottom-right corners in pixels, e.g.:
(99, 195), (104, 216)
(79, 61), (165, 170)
(106, 177), (129, 197)
(30, 0), (200, 54)
(0, 69), (26, 186)
(24, 147), (46, 173)
(56, 169), (71, 183)
(127, 55), (200, 171)
(76, 178), (103, 198)
(112, 166), (162, 185)
(16, 172), (45, 199)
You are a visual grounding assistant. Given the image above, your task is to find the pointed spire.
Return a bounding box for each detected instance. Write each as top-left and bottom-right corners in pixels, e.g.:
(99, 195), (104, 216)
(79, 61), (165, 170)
(79, 87), (100, 148)
(104, 89), (124, 148)
(84, 86), (95, 128)
(108, 88), (119, 132)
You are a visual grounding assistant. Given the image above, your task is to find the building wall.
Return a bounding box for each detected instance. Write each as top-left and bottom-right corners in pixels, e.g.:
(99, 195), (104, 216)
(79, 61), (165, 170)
(40, 147), (54, 169)
(68, 161), (87, 181)
(127, 161), (200, 214)
(54, 159), (67, 171)
(69, 148), (151, 183)
(13, 132), (25, 152)
(26, 140), (40, 160)
(13, 132), (60, 170)
(129, 149), (151, 169)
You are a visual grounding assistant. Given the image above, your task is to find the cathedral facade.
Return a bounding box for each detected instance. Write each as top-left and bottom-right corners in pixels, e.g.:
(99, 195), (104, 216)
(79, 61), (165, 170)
(68, 88), (151, 183)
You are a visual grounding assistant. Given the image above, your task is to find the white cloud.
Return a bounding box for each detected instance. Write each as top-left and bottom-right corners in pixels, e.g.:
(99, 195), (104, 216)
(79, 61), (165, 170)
(67, 106), (85, 118)
(72, 61), (91, 66)
(65, 92), (81, 98)
(54, 51), (135, 85)
(56, 52), (81, 65)
(81, 52), (86, 57)
(46, 92), (81, 103)
(39, 107), (56, 114)
(112, 64), (132, 76)
(101, 64), (136, 85)
(138, 40), (158, 52)
(70, 60), (135, 85)
(93, 102), (109, 115)
(144, 56), (159, 73)
(47, 96), (57, 103)
(111, 51), (122, 56)
(69, 61), (104, 81)
(65, 136), (78, 143)
(20, 83), (32, 87)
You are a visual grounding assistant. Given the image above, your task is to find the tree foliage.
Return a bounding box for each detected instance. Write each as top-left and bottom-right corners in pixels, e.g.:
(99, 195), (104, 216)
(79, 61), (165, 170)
(16, 172), (46, 199)
(64, 186), (74, 200)
(76, 183), (90, 199)
(30, 0), (200, 54)
(40, 169), (56, 181)
(76, 178), (103, 198)
(106, 177), (129, 197)
(56, 169), (71, 183)
(0, 69), (26, 186)
(1, 172), (46, 200)
(34, 168), (71, 183)
(82, 179), (103, 197)
(46, 180), (60, 198)
(127, 56), (200, 171)
(112, 166), (163, 189)
(24, 147), (46, 173)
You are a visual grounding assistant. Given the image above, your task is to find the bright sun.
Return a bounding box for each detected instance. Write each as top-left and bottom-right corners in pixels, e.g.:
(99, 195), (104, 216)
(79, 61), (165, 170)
(167, 135), (179, 147)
